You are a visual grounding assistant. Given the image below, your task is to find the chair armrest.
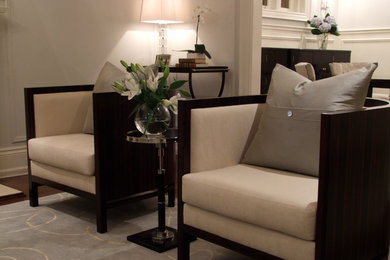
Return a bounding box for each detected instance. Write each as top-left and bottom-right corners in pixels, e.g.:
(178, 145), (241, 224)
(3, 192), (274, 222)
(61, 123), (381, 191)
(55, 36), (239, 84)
(316, 100), (390, 259)
(178, 95), (266, 175)
(92, 92), (165, 200)
(24, 85), (93, 139)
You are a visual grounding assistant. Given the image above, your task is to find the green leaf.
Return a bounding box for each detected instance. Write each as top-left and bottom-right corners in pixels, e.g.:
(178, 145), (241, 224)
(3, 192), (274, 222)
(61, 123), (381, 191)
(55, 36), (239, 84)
(311, 28), (322, 35)
(204, 50), (212, 59)
(330, 25), (340, 36)
(129, 102), (142, 118)
(170, 80), (187, 90)
(158, 76), (167, 88)
(163, 65), (169, 78)
(179, 89), (191, 97)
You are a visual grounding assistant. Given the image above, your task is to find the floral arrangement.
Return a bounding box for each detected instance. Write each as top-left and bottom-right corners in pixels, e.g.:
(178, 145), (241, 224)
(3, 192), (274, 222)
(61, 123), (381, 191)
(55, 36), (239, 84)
(113, 60), (189, 112)
(112, 60), (190, 135)
(307, 13), (340, 36)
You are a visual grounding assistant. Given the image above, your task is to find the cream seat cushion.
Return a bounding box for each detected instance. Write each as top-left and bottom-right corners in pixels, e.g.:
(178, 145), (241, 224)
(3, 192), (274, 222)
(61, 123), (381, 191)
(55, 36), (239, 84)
(28, 133), (94, 176)
(184, 204), (315, 260)
(182, 164), (318, 241)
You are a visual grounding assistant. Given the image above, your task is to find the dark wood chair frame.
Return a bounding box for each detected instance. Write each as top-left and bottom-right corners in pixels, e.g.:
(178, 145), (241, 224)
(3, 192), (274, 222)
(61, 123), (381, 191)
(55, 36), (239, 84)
(177, 95), (390, 260)
(25, 85), (175, 233)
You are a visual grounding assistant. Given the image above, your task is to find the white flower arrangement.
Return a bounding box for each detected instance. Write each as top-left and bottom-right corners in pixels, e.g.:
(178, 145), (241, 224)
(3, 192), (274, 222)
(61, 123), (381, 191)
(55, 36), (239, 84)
(112, 61), (190, 115)
(307, 13), (340, 36)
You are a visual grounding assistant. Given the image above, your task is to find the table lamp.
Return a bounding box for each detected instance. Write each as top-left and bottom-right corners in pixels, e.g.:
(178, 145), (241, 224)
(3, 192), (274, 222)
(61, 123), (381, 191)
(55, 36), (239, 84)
(140, 0), (183, 62)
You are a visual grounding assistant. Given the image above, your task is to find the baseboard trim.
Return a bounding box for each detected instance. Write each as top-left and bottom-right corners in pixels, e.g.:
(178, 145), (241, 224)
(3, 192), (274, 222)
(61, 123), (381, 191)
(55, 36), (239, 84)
(0, 167), (27, 179)
(0, 146), (28, 179)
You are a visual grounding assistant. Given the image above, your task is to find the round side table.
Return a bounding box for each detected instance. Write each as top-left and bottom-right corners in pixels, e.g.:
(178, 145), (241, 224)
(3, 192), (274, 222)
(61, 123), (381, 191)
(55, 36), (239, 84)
(126, 129), (178, 253)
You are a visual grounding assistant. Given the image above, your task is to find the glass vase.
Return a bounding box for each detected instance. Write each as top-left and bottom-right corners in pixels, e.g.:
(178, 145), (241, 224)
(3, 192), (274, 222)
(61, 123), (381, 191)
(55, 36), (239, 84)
(317, 33), (329, 50)
(134, 103), (171, 136)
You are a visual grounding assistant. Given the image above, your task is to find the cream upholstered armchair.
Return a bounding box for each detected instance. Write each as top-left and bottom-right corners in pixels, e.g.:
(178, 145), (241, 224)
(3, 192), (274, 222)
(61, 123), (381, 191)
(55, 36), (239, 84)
(177, 64), (390, 259)
(294, 62), (316, 81)
(329, 62), (390, 100)
(24, 63), (175, 233)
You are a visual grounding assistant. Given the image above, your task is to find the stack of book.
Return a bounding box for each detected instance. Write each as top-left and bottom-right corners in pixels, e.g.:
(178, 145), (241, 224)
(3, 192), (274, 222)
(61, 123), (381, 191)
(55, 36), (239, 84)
(175, 58), (208, 68)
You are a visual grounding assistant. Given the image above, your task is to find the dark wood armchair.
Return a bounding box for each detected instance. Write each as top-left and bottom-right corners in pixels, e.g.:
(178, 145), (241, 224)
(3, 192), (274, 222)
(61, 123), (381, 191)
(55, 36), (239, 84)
(178, 95), (390, 260)
(25, 85), (175, 233)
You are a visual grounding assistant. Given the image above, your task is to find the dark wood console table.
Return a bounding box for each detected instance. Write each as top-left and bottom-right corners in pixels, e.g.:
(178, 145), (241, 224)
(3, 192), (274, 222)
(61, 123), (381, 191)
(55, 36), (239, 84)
(168, 66), (229, 98)
(368, 79), (390, 97)
(261, 48), (351, 94)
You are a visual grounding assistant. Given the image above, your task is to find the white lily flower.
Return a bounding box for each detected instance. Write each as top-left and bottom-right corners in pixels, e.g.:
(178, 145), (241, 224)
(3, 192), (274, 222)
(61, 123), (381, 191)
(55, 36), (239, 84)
(162, 99), (171, 107)
(145, 66), (159, 92)
(123, 73), (141, 100)
(136, 63), (145, 74)
(167, 94), (183, 114)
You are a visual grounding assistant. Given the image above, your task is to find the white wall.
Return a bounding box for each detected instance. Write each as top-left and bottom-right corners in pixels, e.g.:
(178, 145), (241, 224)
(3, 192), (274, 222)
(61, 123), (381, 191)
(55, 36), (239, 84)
(336, 0), (390, 79)
(262, 0), (390, 80)
(0, 0), (262, 178)
(337, 0), (390, 30)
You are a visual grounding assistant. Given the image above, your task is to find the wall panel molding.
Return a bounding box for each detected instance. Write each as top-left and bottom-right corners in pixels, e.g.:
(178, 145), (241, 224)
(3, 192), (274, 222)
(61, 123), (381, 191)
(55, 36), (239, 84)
(0, 0), (8, 13)
(342, 38), (390, 44)
(13, 135), (26, 143)
(262, 35), (301, 41)
(340, 27), (390, 34)
(263, 9), (308, 22)
(263, 24), (308, 33)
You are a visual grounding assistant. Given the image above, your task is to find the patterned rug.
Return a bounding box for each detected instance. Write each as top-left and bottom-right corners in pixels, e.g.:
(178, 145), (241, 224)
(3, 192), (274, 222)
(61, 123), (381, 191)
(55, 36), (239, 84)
(0, 193), (249, 260)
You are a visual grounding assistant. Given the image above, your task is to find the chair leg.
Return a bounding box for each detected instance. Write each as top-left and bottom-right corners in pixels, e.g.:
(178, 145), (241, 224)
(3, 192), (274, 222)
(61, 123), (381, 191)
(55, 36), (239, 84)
(178, 232), (193, 260)
(29, 181), (39, 207)
(96, 202), (107, 233)
(374, 250), (389, 260)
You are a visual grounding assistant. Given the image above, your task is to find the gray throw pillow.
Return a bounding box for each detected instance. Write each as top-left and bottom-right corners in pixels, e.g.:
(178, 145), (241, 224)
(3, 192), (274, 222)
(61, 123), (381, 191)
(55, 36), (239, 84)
(83, 62), (126, 134)
(242, 63), (377, 176)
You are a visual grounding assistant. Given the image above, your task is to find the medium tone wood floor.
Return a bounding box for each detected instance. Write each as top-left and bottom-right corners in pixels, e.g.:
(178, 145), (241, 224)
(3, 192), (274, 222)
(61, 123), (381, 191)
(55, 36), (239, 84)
(0, 175), (60, 206)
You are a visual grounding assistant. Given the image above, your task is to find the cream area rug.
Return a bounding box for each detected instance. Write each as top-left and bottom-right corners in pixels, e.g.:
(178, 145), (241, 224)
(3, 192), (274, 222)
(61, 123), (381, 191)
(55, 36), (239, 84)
(0, 193), (249, 260)
(0, 184), (23, 199)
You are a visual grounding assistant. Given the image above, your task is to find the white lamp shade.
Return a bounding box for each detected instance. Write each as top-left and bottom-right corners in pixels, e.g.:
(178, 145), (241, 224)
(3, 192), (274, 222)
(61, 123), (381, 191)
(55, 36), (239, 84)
(140, 0), (183, 24)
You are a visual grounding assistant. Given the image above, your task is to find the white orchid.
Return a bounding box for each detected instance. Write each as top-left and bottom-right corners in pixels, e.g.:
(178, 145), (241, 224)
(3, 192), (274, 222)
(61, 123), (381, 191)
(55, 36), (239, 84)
(193, 5), (211, 23)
